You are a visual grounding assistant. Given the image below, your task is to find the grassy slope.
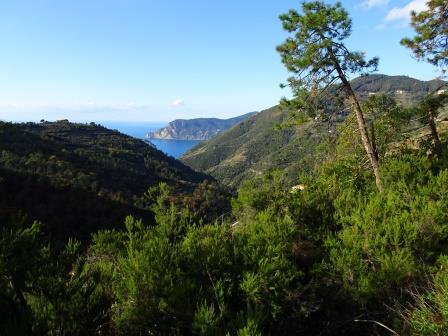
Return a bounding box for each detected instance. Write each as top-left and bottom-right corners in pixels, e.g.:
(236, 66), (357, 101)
(182, 107), (328, 187)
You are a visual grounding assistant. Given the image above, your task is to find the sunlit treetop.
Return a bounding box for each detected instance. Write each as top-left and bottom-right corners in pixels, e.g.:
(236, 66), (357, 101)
(277, 0), (378, 96)
(401, 0), (448, 72)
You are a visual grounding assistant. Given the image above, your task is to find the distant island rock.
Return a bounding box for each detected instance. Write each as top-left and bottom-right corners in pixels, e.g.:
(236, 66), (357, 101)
(147, 112), (257, 140)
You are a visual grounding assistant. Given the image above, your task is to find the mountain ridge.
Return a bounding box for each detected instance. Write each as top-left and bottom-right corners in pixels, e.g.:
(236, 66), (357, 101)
(182, 74), (446, 187)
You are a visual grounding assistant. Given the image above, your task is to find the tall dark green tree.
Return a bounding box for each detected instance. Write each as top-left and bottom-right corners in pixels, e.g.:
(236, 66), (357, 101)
(401, 0), (448, 72)
(277, 1), (383, 191)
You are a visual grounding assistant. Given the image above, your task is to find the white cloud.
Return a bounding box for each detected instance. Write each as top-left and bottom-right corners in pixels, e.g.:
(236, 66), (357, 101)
(171, 99), (184, 107)
(385, 0), (428, 22)
(362, 0), (389, 9)
(374, 23), (388, 30)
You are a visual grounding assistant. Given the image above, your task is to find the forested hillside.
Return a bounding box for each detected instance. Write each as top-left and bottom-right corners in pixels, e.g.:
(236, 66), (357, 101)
(182, 75), (446, 187)
(0, 120), (216, 240)
(350, 74), (445, 104)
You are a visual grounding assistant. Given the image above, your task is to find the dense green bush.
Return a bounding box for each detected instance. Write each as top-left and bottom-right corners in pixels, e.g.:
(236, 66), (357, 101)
(2, 118), (448, 335)
(87, 180), (313, 334)
(0, 217), (113, 336)
(328, 152), (448, 301)
(406, 256), (448, 335)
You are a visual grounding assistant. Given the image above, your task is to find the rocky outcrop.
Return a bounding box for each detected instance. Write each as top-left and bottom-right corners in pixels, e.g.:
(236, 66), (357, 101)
(147, 112), (257, 140)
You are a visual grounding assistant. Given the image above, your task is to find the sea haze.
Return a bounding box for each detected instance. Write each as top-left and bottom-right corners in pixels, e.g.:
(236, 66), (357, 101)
(100, 121), (202, 158)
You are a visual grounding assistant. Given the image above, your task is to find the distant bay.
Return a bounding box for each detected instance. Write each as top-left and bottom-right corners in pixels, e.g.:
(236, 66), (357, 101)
(100, 121), (202, 158)
(148, 139), (202, 158)
(100, 121), (165, 139)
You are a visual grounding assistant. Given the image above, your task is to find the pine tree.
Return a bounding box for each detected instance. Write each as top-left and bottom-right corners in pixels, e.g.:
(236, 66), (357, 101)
(417, 93), (448, 151)
(401, 0), (448, 72)
(277, 1), (383, 191)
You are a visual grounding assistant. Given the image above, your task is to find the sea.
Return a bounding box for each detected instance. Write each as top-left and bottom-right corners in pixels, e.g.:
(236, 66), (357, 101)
(100, 121), (202, 159)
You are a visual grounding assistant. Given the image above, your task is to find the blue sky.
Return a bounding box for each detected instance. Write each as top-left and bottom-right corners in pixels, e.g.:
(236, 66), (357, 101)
(0, 0), (440, 122)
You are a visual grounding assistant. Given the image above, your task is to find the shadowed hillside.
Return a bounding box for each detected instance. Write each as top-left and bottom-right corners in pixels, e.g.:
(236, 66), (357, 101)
(0, 120), (211, 240)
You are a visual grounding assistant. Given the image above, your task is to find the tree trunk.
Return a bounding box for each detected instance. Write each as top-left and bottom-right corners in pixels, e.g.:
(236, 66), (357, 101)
(427, 107), (441, 150)
(347, 90), (384, 192)
(328, 48), (384, 192)
(10, 280), (33, 336)
(369, 122), (379, 163)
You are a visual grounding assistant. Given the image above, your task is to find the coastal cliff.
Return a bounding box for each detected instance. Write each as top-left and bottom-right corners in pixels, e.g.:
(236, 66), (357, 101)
(147, 112), (257, 140)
